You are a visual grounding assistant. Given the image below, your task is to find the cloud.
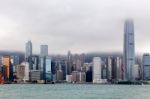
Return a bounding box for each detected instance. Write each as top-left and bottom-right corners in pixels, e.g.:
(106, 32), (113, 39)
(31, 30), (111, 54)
(0, 0), (150, 54)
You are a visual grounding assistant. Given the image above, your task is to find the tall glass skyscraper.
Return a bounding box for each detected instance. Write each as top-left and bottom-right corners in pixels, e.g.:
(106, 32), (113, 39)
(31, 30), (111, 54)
(25, 40), (32, 59)
(40, 56), (52, 81)
(66, 51), (72, 75)
(25, 40), (32, 70)
(143, 53), (150, 80)
(123, 19), (135, 81)
(45, 56), (52, 81)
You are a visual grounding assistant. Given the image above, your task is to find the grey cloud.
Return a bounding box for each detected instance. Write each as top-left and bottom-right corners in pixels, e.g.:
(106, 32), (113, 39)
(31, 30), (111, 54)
(0, 0), (150, 54)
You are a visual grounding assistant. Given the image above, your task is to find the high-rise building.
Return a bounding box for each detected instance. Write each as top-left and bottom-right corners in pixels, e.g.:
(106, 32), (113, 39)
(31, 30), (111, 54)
(101, 61), (107, 79)
(123, 19), (135, 81)
(86, 68), (92, 82)
(31, 55), (39, 70)
(60, 60), (66, 80)
(56, 70), (63, 81)
(25, 41), (32, 70)
(80, 53), (85, 67)
(85, 63), (92, 82)
(40, 45), (48, 57)
(115, 57), (122, 80)
(93, 57), (102, 83)
(143, 54), (150, 80)
(66, 51), (73, 75)
(2, 56), (11, 81)
(73, 58), (82, 71)
(16, 65), (25, 81)
(78, 72), (86, 83)
(40, 56), (52, 81)
(21, 62), (29, 81)
(132, 64), (140, 80)
(10, 55), (20, 66)
(45, 56), (52, 81)
(107, 56), (113, 81)
(25, 40), (32, 60)
(40, 57), (44, 73)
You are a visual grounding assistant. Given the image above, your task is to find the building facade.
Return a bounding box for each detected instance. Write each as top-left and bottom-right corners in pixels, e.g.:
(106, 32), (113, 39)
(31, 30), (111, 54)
(30, 70), (41, 82)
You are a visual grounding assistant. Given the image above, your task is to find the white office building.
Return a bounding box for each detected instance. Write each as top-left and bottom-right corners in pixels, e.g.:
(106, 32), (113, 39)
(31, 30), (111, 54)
(93, 57), (102, 83)
(21, 62), (29, 81)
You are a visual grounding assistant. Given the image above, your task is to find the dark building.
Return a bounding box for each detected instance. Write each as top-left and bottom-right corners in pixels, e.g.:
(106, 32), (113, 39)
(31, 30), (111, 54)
(86, 67), (92, 82)
(66, 51), (73, 75)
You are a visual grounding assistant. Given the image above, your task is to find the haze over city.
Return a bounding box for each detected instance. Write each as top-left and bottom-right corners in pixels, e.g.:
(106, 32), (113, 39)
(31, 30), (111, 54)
(0, 0), (150, 54)
(1, 1), (150, 99)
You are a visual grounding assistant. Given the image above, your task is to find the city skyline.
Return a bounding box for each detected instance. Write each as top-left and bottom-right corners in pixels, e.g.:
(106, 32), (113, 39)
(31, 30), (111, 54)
(1, 1), (150, 99)
(0, 19), (148, 84)
(0, 0), (150, 54)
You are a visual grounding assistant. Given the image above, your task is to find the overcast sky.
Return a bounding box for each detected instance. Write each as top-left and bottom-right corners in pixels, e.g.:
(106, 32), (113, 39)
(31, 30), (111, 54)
(0, 0), (150, 54)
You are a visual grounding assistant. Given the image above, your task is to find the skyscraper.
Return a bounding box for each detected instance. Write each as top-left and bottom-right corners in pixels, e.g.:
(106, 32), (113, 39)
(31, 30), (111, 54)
(40, 56), (52, 81)
(107, 56), (113, 81)
(45, 56), (52, 81)
(2, 55), (13, 82)
(66, 51), (73, 75)
(10, 55), (20, 65)
(25, 41), (32, 70)
(40, 45), (48, 57)
(115, 57), (122, 80)
(143, 53), (150, 80)
(21, 62), (29, 81)
(93, 57), (102, 83)
(123, 19), (135, 81)
(2, 56), (10, 81)
(25, 41), (32, 60)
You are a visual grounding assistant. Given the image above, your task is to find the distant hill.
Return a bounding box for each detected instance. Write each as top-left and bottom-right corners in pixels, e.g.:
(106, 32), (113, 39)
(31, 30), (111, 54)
(0, 51), (25, 63)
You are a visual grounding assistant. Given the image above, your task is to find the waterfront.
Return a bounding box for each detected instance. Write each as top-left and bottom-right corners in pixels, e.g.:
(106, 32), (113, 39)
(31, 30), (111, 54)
(0, 84), (150, 99)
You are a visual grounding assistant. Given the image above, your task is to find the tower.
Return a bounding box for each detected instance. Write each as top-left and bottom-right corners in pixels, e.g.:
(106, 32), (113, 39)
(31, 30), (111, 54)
(25, 40), (32, 70)
(66, 51), (72, 75)
(25, 40), (32, 60)
(123, 19), (135, 81)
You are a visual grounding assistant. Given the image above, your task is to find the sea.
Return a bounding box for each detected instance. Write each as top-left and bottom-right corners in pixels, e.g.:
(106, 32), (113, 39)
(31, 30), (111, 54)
(0, 84), (150, 99)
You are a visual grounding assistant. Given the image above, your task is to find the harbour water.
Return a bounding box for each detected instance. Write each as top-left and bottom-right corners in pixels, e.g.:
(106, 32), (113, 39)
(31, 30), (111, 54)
(0, 84), (150, 99)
